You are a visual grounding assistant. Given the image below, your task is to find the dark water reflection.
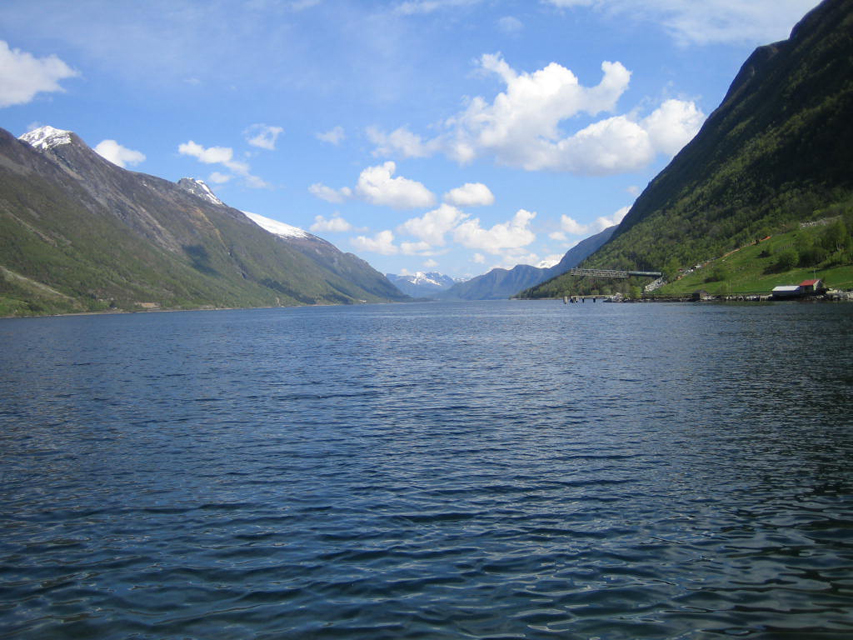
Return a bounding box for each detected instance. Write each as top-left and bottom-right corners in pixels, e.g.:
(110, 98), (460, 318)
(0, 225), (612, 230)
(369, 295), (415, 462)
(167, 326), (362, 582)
(1, 301), (851, 639)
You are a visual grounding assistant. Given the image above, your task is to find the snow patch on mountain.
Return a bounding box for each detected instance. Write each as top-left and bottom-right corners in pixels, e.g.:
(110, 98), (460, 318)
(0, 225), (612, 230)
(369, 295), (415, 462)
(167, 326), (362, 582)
(386, 271), (462, 297)
(177, 178), (225, 206)
(19, 126), (73, 150)
(408, 272), (455, 287)
(244, 211), (310, 239)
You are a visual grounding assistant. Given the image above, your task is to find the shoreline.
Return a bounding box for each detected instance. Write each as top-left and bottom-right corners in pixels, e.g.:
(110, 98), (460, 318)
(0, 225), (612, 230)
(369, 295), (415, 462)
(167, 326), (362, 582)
(621, 291), (853, 303)
(3, 293), (852, 320)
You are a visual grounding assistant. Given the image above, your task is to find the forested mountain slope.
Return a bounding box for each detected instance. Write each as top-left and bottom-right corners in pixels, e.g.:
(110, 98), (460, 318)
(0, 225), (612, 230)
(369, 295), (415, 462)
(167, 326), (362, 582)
(522, 0), (853, 298)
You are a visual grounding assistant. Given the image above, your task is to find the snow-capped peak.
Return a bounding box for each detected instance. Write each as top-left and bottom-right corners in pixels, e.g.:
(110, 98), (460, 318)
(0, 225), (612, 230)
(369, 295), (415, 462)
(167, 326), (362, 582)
(410, 272), (437, 286)
(19, 126), (73, 151)
(177, 177), (224, 206)
(409, 272), (451, 286)
(388, 271), (458, 288)
(244, 211), (309, 239)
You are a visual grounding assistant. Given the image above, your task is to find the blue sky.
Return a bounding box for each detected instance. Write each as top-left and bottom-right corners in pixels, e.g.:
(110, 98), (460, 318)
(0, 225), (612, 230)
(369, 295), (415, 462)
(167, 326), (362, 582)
(1, 0), (821, 278)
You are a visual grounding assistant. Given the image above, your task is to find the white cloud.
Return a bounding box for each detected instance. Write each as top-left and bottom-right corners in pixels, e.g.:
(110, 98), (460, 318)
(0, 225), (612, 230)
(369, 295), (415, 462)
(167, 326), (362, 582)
(559, 215), (590, 235)
(497, 16), (524, 34)
(443, 182), (495, 207)
(208, 171), (232, 184)
(445, 54), (633, 169)
(309, 162), (434, 209)
(310, 213), (353, 233)
(497, 251), (542, 269)
(642, 99), (705, 155)
(543, 0), (596, 6)
(288, 0), (322, 10)
(395, 0), (441, 13)
(370, 54), (704, 175)
(355, 161), (436, 209)
(594, 205), (630, 230)
(0, 41), (79, 108)
(555, 238), (582, 252)
(557, 205), (630, 237)
(542, 0), (820, 46)
(398, 203), (468, 246)
(244, 174), (271, 189)
(424, 258), (439, 268)
(178, 140), (233, 164)
(659, 0), (821, 46)
(452, 209), (536, 254)
(395, 0), (481, 15)
(178, 140), (268, 188)
(309, 183), (352, 203)
(400, 240), (438, 256)
(367, 126), (439, 159)
(94, 139), (146, 168)
(549, 115), (655, 174)
(351, 230), (399, 255)
(244, 124), (284, 150)
(316, 126), (345, 145)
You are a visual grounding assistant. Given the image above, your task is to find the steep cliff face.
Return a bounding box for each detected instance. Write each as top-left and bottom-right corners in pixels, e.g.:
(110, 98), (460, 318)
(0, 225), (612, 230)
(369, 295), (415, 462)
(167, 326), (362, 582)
(585, 0), (853, 272)
(0, 127), (406, 316)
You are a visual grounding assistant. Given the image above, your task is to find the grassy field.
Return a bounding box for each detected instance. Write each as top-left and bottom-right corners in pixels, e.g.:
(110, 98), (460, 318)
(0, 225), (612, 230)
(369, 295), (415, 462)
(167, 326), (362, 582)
(657, 224), (853, 296)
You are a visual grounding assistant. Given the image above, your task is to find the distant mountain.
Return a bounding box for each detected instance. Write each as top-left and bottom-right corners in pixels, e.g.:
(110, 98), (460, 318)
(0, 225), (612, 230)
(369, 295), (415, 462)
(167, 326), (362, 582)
(441, 264), (546, 301)
(522, 0), (853, 298)
(177, 177), (225, 206)
(247, 211), (408, 303)
(0, 126), (409, 316)
(386, 272), (459, 298)
(542, 226), (617, 278)
(441, 226), (615, 300)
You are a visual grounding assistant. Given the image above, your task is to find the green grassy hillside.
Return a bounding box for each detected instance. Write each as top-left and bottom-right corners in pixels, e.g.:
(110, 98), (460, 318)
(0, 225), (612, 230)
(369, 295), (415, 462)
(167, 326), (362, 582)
(521, 0), (853, 299)
(657, 210), (853, 296)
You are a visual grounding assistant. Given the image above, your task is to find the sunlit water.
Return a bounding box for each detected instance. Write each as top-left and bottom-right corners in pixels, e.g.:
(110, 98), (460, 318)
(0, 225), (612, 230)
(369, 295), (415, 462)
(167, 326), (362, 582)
(1, 300), (851, 639)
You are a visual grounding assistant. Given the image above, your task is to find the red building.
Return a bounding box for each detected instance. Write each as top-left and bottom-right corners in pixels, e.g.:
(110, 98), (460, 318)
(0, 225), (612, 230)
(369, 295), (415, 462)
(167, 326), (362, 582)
(799, 279), (825, 294)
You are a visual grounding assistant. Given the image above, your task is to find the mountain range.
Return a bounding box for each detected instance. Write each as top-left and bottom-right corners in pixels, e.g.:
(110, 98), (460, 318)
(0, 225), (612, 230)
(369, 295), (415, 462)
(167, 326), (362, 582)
(385, 272), (461, 298)
(0, 123), (614, 314)
(5, 0), (850, 314)
(438, 226), (615, 300)
(522, 0), (853, 298)
(384, 226), (615, 301)
(0, 126), (409, 315)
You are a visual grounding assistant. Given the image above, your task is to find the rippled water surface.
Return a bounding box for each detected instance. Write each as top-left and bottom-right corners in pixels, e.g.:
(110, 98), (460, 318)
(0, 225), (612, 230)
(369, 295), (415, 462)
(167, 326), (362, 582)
(1, 301), (852, 639)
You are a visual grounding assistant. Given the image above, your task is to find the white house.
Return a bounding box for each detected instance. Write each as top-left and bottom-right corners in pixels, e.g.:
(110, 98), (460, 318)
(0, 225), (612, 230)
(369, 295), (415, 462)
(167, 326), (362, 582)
(772, 285), (802, 299)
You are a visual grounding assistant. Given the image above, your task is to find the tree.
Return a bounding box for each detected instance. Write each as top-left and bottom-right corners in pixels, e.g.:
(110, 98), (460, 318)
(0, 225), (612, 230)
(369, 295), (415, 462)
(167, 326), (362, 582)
(705, 261), (730, 283)
(822, 219), (849, 253)
(796, 232), (825, 267)
(662, 257), (681, 282)
(773, 247), (799, 272)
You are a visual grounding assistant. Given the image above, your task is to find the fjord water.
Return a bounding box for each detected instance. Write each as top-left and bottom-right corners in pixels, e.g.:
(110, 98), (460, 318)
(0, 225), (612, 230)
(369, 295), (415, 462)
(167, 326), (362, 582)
(1, 301), (851, 639)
